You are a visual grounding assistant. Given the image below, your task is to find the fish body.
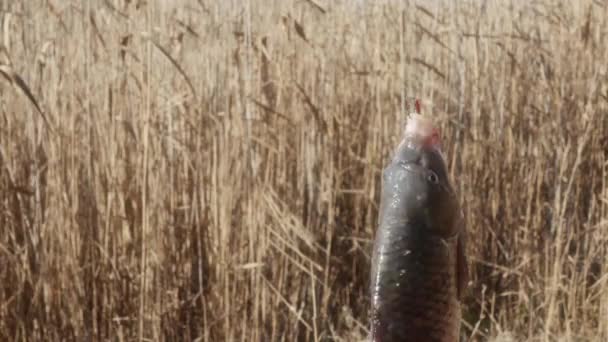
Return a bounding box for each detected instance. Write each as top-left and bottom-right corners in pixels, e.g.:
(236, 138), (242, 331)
(370, 114), (467, 342)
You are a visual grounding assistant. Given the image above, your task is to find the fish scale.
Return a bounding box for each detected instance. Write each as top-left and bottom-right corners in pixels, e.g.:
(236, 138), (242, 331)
(370, 114), (467, 342)
(371, 228), (460, 342)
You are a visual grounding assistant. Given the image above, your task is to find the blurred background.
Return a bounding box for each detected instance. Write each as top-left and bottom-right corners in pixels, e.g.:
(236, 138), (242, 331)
(0, 0), (607, 341)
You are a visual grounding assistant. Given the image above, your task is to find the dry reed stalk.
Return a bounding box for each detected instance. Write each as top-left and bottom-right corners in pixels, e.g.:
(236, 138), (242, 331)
(0, 0), (606, 341)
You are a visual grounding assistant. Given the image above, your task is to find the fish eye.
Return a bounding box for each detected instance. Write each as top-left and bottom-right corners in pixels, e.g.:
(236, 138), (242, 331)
(427, 170), (439, 184)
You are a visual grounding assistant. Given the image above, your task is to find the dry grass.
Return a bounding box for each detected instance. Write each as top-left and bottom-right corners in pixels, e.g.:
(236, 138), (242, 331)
(0, 0), (607, 341)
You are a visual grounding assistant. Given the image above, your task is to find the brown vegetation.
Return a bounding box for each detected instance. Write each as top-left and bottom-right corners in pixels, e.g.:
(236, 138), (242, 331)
(0, 0), (607, 341)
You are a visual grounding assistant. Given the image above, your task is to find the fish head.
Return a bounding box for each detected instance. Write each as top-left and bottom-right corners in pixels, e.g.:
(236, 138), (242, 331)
(381, 113), (459, 238)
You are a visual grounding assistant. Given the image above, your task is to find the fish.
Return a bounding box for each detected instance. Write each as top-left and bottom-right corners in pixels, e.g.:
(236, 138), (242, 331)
(370, 113), (468, 342)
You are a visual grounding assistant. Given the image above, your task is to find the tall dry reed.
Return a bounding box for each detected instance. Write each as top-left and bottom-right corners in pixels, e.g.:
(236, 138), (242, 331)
(0, 0), (607, 341)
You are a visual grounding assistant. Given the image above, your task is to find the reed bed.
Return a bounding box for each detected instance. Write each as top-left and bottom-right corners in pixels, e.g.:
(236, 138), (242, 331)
(0, 0), (607, 341)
